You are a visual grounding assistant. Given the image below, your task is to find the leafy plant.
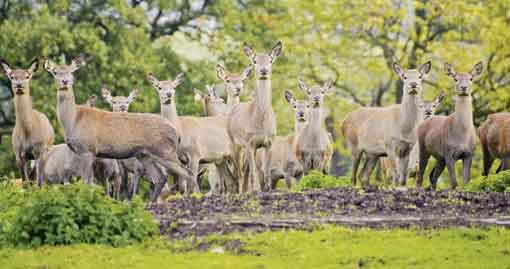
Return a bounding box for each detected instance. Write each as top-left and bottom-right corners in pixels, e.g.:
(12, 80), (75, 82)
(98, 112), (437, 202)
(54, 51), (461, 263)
(293, 170), (350, 191)
(463, 171), (510, 192)
(0, 183), (158, 247)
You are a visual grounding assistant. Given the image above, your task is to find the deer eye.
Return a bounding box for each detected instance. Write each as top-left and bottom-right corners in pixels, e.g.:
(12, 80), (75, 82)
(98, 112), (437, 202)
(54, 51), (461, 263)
(226, 79), (230, 83)
(403, 76), (407, 80)
(418, 75), (422, 79)
(470, 78), (473, 81)
(454, 78), (458, 82)
(294, 105), (297, 109)
(25, 75), (30, 79)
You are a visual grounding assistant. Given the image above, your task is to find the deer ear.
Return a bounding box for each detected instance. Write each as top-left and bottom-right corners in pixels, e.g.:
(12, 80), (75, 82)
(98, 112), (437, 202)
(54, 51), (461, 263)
(322, 79), (333, 94)
(173, 72), (185, 87)
(392, 63), (404, 78)
(70, 55), (85, 72)
(43, 59), (55, 74)
(101, 87), (112, 103)
(470, 61), (483, 77)
(284, 90), (296, 105)
(243, 42), (256, 61)
(216, 64), (226, 80)
(269, 41), (283, 62)
(128, 88), (139, 102)
(434, 91), (446, 106)
(298, 79), (310, 94)
(27, 58), (39, 75)
(241, 65), (253, 80)
(444, 63), (456, 78)
(419, 60), (432, 75)
(0, 58), (12, 76)
(206, 84), (217, 96)
(194, 89), (204, 101)
(148, 73), (159, 88)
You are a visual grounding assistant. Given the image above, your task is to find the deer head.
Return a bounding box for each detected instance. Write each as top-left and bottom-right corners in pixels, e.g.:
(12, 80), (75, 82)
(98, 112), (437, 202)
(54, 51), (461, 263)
(86, 94), (97, 107)
(101, 87), (139, 112)
(0, 58), (39, 96)
(148, 73), (184, 105)
(43, 56), (84, 90)
(420, 91), (445, 119)
(216, 64), (252, 97)
(444, 61), (483, 97)
(194, 85), (225, 106)
(297, 79), (333, 108)
(393, 61), (432, 96)
(285, 90), (310, 123)
(243, 41), (282, 80)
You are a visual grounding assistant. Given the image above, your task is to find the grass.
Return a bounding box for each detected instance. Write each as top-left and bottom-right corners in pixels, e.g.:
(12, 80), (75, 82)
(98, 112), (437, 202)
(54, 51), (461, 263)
(1, 226), (509, 269)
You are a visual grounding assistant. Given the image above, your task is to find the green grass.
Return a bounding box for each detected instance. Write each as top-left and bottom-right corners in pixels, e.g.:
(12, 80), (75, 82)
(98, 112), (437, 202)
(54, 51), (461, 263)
(1, 226), (509, 269)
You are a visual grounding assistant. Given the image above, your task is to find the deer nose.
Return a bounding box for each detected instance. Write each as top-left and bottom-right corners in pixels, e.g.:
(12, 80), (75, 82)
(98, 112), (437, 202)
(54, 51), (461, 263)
(460, 86), (468, 91)
(298, 111), (305, 117)
(410, 82), (418, 88)
(313, 96), (321, 102)
(260, 69), (268, 75)
(120, 105), (127, 111)
(62, 79), (69, 85)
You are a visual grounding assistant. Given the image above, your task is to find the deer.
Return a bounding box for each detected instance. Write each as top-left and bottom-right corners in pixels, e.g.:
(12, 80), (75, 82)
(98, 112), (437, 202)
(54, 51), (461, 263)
(148, 73), (236, 194)
(0, 58), (55, 185)
(194, 85), (228, 116)
(43, 56), (192, 203)
(379, 92), (445, 183)
(416, 62), (482, 189)
(101, 87), (139, 113)
(479, 113), (510, 176)
(342, 61), (431, 188)
(258, 90), (309, 189)
(86, 94), (97, 107)
(228, 41), (282, 193)
(296, 79), (333, 175)
(216, 64), (253, 110)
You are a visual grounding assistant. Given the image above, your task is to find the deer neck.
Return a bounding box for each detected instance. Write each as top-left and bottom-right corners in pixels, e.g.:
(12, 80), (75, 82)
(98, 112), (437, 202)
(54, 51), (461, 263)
(253, 77), (273, 119)
(399, 93), (420, 135)
(57, 87), (77, 134)
(161, 102), (181, 128)
(454, 95), (473, 132)
(13, 91), (34, 133)
(308, 108), (323, 133)
(295, 120), (307, 134)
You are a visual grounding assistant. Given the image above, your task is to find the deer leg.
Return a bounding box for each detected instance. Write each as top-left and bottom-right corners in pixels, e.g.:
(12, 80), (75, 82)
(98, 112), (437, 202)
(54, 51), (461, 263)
(445, 157), (458, 189)
(398, 154), (410, 187)
(188, 156), (200, 193)
(481, 142), (494, 176)
(360, 155), (378, 188)
(247, 147), (261, 193)
(496, 158), (509, 174)
(462, 156), (472, 185)
(262, 147), (272, 191)
(428, 158), (445, 190)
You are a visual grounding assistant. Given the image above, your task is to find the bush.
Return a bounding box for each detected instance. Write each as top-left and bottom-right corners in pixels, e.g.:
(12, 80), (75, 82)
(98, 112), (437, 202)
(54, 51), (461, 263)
(293, 170), (350, 191)
(0, 183), (158, 247)
(463, 171), (510, 192)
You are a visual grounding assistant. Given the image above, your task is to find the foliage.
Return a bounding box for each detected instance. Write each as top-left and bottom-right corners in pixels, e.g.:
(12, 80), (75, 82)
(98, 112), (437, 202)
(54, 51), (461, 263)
(1, 227), (509, 268)
(293, 170), (350, 191)
(0, 183), (158, 247)
(463, 171), (510, 193)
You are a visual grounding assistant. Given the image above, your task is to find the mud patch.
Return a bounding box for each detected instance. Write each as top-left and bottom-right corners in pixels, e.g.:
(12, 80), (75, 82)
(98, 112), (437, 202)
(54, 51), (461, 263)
(148, 188), (510, 238)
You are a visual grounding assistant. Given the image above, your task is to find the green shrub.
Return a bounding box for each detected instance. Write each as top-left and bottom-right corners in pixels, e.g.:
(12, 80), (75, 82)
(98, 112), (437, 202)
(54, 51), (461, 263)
(463, 171), (510, 192)
(0, 183), (158, 247)
(293, 170), (350, 191)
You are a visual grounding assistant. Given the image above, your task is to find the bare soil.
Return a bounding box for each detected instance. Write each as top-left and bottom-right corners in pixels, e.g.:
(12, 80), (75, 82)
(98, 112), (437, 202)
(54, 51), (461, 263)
(148, 188), (510, 238)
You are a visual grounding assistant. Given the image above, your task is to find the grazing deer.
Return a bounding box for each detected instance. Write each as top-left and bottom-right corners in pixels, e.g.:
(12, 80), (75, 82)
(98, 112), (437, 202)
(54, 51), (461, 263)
(296, 79), (333, 175)
(194, 85), (228, 116)
(149, 73), (236, 194)
(216, 64), (253, 110)
(342, 61), (431, 187)
(0, 58), (55, 184)
(258, 90), (309, 189)
(379, 92), (445, 183)
(479, 113), (510, 176)
(228, 41), (282, 193)
(417, 62), (482, 189)
(44, 56), (192, 203)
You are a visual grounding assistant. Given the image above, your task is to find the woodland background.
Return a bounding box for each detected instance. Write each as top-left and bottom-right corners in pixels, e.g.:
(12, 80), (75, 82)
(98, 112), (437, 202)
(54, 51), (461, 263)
(0, 0), (509, 180)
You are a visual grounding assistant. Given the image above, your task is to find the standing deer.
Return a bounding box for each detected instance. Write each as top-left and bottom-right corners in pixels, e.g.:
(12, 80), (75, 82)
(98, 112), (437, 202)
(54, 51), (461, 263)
(342, 61), (431, 187)
(379, 92), (445, 183)
(479, 112), (510, 176)
(258, 90), (309, 189)
(148, 73), (236, 194)
(0, 58), (55, 184)
(228, 41), (282, 193)
(194, 85), (228, 116)
(417, 62), (482, 189)
(216, 64), (252, 110)
(43, 56), (192, 203)
(296, 79), (333, 175)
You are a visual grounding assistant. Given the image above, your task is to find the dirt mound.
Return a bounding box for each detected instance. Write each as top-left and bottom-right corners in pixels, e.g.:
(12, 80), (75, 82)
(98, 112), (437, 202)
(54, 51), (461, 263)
(148, 188), (510, 238)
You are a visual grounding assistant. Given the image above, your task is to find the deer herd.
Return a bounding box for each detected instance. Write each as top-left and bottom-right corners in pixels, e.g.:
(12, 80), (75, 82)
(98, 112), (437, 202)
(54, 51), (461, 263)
(0, 40), (504, 202)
